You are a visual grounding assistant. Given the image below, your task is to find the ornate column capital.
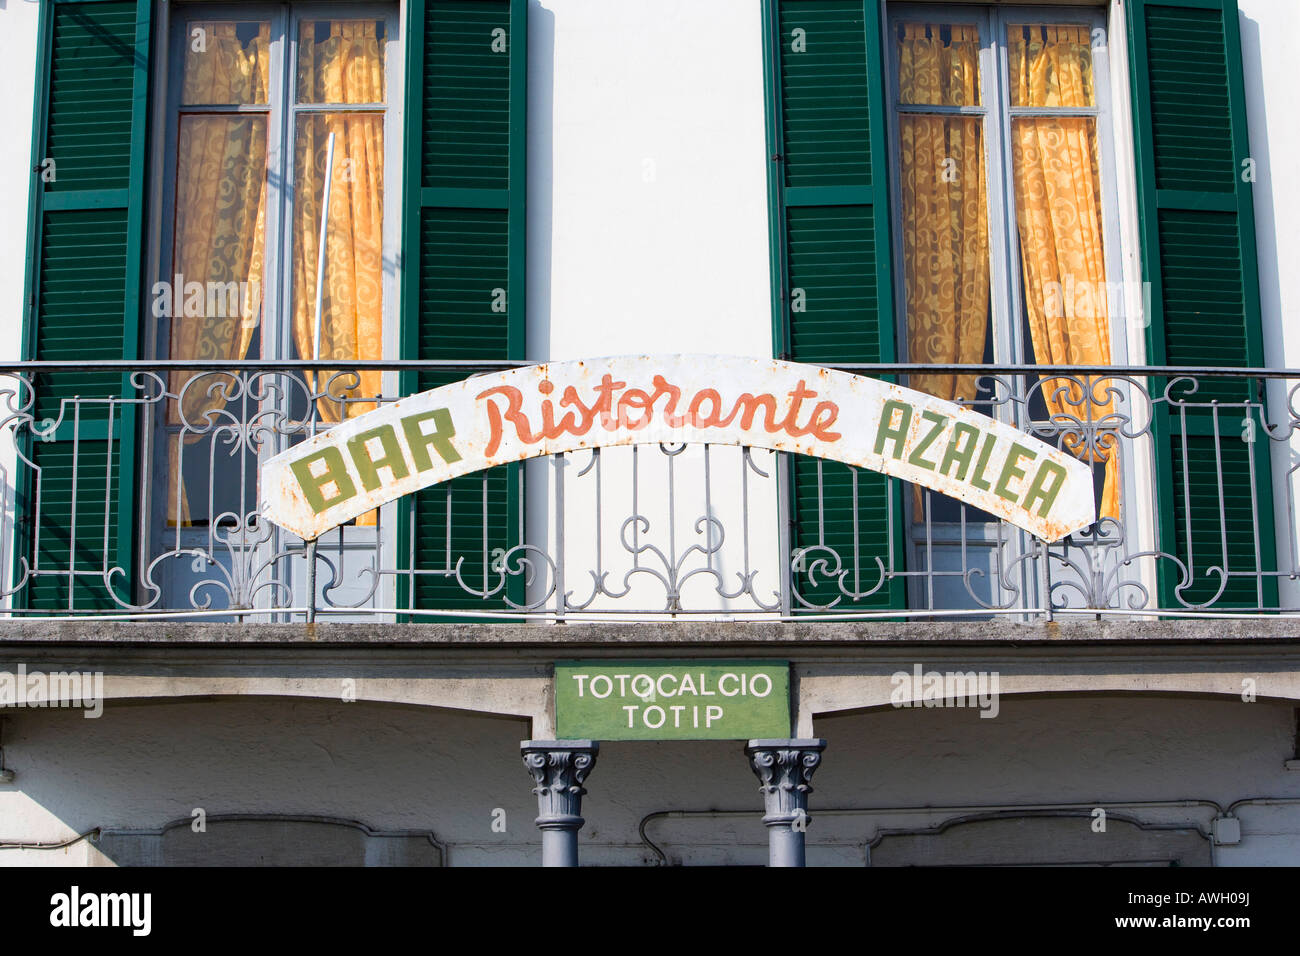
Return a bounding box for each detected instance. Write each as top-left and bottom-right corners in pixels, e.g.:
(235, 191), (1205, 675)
(520, 739), (599, 831)
(745, 738), (827, 828)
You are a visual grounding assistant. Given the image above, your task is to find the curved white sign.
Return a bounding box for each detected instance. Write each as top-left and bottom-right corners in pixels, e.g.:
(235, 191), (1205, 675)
(260, 354), (1097, 541)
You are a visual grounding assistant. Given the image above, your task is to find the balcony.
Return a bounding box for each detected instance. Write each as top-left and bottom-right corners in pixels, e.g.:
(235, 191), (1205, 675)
(0, 360), (1295, 623)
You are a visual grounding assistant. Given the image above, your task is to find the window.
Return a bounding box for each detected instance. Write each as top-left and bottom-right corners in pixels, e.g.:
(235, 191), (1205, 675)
(884, 4), (1124, 609)
(888, 6), (1120, 529)
(21, 0), (527, 615)
(763, 0), (1275, 614)
(149, 5), (400, 611)
(155, 9), (398, 528)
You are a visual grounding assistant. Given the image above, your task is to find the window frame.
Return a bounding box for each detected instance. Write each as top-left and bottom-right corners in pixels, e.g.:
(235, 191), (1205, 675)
(886, 2), (1127, 410)
(144, 1), (404, 615)
(883, 2), (1137, 611)
(152, 4), (403, 369)
(885, 3), (1128, 496)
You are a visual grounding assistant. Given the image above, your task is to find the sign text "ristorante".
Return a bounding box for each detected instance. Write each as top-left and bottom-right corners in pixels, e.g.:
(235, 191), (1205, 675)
(261, 355), (1097, 541)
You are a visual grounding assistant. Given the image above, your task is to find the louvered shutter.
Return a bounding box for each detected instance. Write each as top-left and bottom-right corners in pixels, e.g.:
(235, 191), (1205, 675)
(20, 0), (150, 610)
(399, 0), (525, 615)
(1127, 0), (1277, 608)
(765, 0), (905, 611)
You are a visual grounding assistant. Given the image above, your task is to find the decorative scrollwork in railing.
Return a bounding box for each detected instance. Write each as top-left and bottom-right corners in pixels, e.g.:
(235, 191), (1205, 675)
(0, 362), (1295, 619)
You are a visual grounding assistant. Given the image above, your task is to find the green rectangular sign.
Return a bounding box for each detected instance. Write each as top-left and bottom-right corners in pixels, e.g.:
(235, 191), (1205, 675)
(554, 660), (791, 741)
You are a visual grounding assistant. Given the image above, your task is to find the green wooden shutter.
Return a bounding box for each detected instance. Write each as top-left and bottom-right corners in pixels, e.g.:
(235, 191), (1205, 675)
(764, 0), (904, 610)
(19, 0), (150, 610)
(399, 0), (525, 616)
(1127, 0), (1277, 609)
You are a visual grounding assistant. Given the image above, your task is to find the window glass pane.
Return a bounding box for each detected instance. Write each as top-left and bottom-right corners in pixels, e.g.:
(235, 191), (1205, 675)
(161, 15), (395, 536)
(1010, 112), (1117, 517)
(900, 111), (990, 403)
(296, 20), (386, 104)
(171, 22), (271, 529)
(166, 113), (269, 527)
(170, 114), (269, 364)
(182, 21), (271, 105)
(1010, 115), (1106, 349)
(291, 111), (385, 421)
(899, 110), (991, 523)
(1008, 24), (1096, 108)
(897, 22), (981, 106)
(165, 426), (259, 529)
(897, 22), (990, 525)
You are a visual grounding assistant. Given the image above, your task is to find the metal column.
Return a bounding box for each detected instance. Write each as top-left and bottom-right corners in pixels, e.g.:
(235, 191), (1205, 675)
(520, 740), (599, 867)
(745, 738), (826, 867)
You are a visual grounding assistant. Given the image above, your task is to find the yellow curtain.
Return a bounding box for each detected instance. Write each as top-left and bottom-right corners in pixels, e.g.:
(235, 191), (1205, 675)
(1009, 25), (1119, 521)
(291, 21), (385, 425)
(898, 24), (990, 516)
(168, 22), (271, 525)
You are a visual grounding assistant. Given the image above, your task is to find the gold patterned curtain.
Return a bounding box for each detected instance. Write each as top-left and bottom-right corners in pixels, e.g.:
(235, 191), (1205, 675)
(1009, 25), (1119, 521)
(899, 23), (990, 406)
(898, 24), (990, 518)
(291, 20), (385, 424)
(168, 22), (271, 525)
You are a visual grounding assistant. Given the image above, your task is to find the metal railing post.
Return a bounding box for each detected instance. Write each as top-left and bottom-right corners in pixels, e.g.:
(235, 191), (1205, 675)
(305, 538), (318, 624)
(1038, 537), (1053, 623)
(554, 453), (566, 622)
(776, 452), (793, 617)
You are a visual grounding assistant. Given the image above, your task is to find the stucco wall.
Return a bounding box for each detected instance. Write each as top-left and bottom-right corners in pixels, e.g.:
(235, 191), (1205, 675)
(1237, 0), (1300, 605)
(0, 1), (39, 366)
(523, 0), (779, 610)
(0, 0), (1295, 606)
(2, 693), (1298, 865)
(2, 0), (1300, 867)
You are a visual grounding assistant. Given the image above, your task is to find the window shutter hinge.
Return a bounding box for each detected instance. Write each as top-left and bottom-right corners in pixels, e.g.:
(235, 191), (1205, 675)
(771, 153), (784, 162)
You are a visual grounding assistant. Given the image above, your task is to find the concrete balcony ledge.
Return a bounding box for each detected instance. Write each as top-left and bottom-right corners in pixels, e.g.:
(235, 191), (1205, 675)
(1, 616), (1299, 648)
(4, 618), (1300, 732)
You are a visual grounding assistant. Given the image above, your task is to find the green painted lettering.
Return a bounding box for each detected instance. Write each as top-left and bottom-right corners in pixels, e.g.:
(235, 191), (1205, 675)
(994, 442), (1037, 502)
(906, 410), (948, 471)
(969, 432), (997, 491)
(874, 400), (913, 459)
(1022, 459), (1068, 518)
(347, 425), (411, 492)
(939, 422), (980, 481)
(290, 447), (357, 514)
(402, 407), (462, 470)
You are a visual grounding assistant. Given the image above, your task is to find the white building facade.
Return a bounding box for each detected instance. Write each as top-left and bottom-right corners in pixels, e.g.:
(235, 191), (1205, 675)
(1, 0), (1300, 866)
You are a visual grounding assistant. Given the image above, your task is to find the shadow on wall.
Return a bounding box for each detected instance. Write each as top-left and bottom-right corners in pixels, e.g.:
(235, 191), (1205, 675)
(527, 0), (554, 364)
(1237, 14), (1280, 371)
(0, 697), (537, 866)
(93, 814), (446, 866)
(526, 1), (555, 577)
(868, 812), (1210, 866)
(1235, 13), (1300, 603)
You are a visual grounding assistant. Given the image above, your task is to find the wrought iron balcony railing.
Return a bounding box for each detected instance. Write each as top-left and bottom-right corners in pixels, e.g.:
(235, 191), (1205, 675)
(0, 360), (1295, 622)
